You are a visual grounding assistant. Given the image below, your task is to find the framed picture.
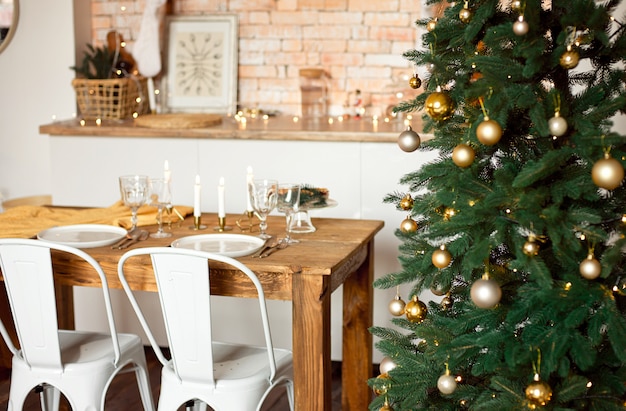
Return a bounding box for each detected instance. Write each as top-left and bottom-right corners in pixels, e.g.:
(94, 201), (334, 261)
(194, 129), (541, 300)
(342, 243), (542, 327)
(164, 15), (238, 114)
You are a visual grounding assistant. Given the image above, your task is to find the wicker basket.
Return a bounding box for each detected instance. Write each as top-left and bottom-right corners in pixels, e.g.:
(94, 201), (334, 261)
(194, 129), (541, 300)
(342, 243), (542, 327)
(72, 77), (150, 120)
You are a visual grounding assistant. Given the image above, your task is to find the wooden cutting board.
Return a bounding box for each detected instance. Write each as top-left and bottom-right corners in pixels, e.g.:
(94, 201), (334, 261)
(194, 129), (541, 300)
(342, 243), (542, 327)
(134, 113), (223, 129)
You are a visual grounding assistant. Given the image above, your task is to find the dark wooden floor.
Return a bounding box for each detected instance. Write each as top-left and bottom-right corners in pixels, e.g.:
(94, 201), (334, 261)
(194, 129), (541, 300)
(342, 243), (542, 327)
(0, 346), (344, 410)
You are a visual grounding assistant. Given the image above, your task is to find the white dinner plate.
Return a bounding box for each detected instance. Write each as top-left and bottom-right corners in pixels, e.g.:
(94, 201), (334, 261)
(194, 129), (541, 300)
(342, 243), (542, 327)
(37, 224), (127, 248)
(171, 234), (265, 257)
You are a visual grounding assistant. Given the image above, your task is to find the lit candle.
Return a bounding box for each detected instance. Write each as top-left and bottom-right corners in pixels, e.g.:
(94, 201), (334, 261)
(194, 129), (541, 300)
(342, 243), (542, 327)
(194, 175), (201, 217)
(218, 177), (225, 218)
(246, 166), (254, 212)
(163, 160), (171, 183)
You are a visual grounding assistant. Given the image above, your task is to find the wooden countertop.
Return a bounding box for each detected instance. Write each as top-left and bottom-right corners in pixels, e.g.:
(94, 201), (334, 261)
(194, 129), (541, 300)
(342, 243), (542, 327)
(39, 113), (426, 143)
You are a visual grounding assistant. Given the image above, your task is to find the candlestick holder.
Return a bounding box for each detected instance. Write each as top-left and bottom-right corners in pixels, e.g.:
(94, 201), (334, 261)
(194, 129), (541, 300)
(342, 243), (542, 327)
(214, 216), (233, 232)
(190, 215), (207, 230)
(236, 210), (259, 233)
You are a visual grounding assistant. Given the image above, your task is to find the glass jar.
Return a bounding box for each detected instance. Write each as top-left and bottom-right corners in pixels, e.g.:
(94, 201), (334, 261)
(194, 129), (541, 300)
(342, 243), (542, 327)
(299, 68), (329, 119)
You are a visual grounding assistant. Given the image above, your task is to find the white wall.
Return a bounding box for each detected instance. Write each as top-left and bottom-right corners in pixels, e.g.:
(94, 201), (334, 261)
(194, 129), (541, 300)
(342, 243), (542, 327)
(0, 0), (76, 201)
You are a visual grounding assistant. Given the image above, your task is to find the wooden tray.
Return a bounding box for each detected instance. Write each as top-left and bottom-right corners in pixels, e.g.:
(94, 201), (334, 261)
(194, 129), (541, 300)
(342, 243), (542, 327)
(134, 113), (222, 129)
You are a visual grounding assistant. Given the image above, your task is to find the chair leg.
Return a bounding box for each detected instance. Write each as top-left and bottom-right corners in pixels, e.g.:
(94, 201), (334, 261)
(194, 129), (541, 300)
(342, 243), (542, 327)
(37, 384), (61, 411)
(132, 363), (157, 411)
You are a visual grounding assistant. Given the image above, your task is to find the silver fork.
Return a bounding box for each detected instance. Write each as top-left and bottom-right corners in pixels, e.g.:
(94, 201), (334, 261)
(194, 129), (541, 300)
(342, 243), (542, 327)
(259, 241), (289, 258)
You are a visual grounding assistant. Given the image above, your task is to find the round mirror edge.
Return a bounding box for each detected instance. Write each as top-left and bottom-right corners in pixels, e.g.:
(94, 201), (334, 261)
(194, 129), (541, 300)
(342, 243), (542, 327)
(0, 0), (18, 54)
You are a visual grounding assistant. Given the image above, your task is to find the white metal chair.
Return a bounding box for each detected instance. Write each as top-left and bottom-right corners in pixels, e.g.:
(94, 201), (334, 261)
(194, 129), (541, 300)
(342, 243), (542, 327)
(0, 238), (155, 411)
(117, 247), (294, 411)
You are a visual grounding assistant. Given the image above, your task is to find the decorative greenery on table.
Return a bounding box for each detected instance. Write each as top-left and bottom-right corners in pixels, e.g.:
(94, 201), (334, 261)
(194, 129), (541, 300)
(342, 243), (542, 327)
(299, 185), (328, 208)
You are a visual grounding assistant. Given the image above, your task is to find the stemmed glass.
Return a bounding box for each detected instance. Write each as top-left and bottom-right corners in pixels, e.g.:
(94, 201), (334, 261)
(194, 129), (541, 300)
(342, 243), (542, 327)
(148, 178), (172, 238)
(119, 175), (150, 232)
(277, 184), (301, 244)
(248, 179), (278, 239)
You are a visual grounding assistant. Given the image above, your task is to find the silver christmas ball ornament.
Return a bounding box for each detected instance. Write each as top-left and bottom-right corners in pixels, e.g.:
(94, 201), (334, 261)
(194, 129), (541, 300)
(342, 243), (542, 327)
(470, 277), (502, 308)
(397, 125), (421, 152)
(548, 113), (568, 137)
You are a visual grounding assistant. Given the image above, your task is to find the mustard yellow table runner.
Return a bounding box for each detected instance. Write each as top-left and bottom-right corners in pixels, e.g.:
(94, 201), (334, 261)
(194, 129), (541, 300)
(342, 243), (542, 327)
(0, 201), (194, 239)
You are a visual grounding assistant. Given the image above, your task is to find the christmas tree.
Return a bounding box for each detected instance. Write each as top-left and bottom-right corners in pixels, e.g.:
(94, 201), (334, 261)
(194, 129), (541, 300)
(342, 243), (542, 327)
(369, 0), (626, 410)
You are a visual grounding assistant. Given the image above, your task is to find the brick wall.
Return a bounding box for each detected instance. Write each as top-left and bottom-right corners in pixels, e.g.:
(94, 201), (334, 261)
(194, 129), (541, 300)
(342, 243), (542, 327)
(89, 0), (428, 116)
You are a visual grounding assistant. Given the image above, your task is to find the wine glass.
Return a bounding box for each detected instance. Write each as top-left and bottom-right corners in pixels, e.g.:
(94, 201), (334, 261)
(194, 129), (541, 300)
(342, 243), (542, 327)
(277, 184), (301, 244)
(148, 178), (172, 238)
(248, 179), (278, 239)
(119, 175), (150, 232)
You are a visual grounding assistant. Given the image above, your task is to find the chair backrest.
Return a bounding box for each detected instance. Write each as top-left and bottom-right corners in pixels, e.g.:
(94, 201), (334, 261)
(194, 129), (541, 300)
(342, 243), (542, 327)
(0, 238), (122, 369)
(117, 247), (278, 386)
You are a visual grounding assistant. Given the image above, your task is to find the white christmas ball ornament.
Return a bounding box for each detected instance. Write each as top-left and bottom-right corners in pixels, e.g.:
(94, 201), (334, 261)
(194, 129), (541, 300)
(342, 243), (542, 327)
(513, 16), (529, 36)
(437, 373), (457, 394)
(379, 357), (397, 375)
(470, 277), (502, 308)
(548, 114), (568, 137)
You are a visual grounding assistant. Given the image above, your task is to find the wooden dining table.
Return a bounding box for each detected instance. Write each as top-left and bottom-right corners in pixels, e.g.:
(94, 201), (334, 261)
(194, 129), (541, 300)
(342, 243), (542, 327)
(44, 212), (383, 411)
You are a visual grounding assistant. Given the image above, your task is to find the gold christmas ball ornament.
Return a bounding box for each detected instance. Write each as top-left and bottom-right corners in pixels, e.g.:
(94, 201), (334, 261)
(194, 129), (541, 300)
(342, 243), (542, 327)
(426, 18), (438, 31)
(441, 294), (453, 310)
(388, 295), (407, 316)
(470, 277), (502, 309)
(548, 112), (568, 137)
(397, 125), (421, 152)
(400, 194), (414, 211)
(523, 237), (540, 256)
(437, 372), (458, 395)
(405, 295), (428, 323)
(513, 16), (529, 36)
(425, 90), (455, 122)
(476, 117), (503, 146)
(379, 356), (398, 375)
(560, 47), (580, 69)
(432, 245), (452, 269)
(430, 278), (451, 296)
(525, 375), (553, 408)
(373, 373), (391, 395)
(452, 143), (476, 168)
(579, 253), (602, 280)
(459, 5), (473, 23)
(591, 153), (624, 190)
(511, 0), (522, 11)
(409, 74), (422, 89)
(400, 217), (418, 233)
(379, 403), (394, 411)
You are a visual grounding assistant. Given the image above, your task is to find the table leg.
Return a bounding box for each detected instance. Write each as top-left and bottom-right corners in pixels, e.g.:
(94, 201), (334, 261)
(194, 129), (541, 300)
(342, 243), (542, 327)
(56, 283), (74, 330)
(292, 273), (332, 411)
(342, 240), (374, 410)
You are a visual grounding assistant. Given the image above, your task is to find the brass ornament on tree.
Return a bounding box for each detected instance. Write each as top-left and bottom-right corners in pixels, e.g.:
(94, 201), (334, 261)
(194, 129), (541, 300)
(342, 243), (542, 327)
(441, 293), (453, 310)
(511, 0), (523, 12)
(452, 143), (475, 168)
(459, 2), (472, 23)
(409, 74), (422, 89)
(560, 46), (580, 69)
(476, 116), (503, 146)
(405, 295), (428, 323)
(400, 217), (418, 233)
(373, 373), (391, 395)
(591, 152), (624, 190)
(432, 244), (452, 269)
(400, 193), (414, 211)
(425, 87), (455, 121)
(426, 18), (438, 32)
(379, 399), (394, 411)
(525, 374), (553, 409)
(523, 234), (540, 256)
